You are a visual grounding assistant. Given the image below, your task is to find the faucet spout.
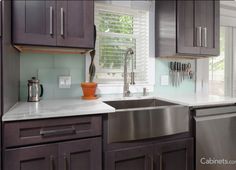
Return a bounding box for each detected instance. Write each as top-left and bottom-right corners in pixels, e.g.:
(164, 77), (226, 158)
(123, 48), (134, 97)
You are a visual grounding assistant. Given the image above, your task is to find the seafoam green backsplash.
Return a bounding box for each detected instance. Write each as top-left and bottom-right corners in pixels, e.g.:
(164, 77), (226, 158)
(20, 52), (196, 101)
(154, 58), (196, 95)
(20, 52), (85, 101)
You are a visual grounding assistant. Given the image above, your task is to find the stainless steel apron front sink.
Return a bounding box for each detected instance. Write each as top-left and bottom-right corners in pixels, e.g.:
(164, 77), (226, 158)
(104, 99), (189, 143)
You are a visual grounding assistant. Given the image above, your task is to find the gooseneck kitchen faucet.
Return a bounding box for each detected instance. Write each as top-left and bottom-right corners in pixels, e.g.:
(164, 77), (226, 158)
(123, 48), (135, 97)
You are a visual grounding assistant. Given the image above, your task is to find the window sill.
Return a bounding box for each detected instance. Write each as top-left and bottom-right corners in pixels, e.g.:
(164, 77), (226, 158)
(96, 83), (154, 95)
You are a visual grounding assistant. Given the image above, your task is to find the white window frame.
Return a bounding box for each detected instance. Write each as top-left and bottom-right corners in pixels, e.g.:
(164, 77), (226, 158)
(196, 1), (236, 96)
(86, 1), (155, 95)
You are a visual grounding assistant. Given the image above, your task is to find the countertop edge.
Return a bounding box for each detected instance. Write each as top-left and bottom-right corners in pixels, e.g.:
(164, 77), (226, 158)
(3, 94), (236, 122)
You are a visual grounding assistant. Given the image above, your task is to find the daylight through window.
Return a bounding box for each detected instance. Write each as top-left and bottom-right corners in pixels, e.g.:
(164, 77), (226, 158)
(94, 3), (149, 84)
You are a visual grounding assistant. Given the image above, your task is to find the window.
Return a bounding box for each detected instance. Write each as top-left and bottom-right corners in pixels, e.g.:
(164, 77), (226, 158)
(208, 26), (236, 97)
(93, 2), (151, 85)
(209, 27), (226, 96)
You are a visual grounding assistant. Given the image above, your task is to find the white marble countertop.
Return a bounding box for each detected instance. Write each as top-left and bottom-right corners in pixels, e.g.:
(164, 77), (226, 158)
(3, 93), (236, 122)
(2, 99), (115, 122)
(154, 93), (236, 107)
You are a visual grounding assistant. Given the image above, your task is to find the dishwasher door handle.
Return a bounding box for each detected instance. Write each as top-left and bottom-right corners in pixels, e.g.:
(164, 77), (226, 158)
(195, 106), (236, 117)
(194, 112), (236, 122)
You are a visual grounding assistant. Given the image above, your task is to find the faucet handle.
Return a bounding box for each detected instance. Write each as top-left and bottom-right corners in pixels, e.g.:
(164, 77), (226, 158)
(124, 90), (131, 97)
(130, 72), (135, 85)
(143, 88), (148, 96)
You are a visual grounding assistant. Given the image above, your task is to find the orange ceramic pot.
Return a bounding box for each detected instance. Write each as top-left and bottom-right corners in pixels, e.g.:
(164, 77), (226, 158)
(81, 82), (97, 100)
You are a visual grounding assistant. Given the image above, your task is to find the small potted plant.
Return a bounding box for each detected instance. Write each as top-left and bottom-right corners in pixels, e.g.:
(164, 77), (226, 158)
(81, 49), (97, 100)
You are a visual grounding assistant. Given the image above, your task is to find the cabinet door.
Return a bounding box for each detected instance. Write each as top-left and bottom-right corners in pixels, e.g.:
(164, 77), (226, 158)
(58, 137), (101, 170)
(57, 0), (94, 48)
(177, 0), (201, 55)
(198, 0), (220, 56)
(4, 144), (58, 170)
(13, 0), (56, 46)
(0, 1), (2, 37)
(154, 138), (193, 170)
(105, 145), (153, 170)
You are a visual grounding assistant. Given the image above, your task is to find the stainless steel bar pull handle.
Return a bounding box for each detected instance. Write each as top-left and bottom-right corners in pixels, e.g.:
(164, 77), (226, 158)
(60, 8), (64, 37)
(202, 27), (207, 47)
(50, 6), (53, 36)
(50, 156), (55, 170)
(160, 155), (163, 170)
(146, 155), (153, 170)
(40, 127), (76, 137)
(150, 156), (154, 170)
(64, 154), (68, 170)
(196, 27), (202, 47)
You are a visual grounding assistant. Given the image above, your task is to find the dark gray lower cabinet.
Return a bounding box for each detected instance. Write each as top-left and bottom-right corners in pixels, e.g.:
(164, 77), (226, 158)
(58, 138), (102, 170)
(4, 144), (58, 170)
(106, 145), (153, 170)
(4, 138), (101, 170)
(154, 138), (193, 170)
(106, 138), (193, 170)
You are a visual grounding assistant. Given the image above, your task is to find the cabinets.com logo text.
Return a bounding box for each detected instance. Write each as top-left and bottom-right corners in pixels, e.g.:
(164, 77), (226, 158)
(200, 157), (236, 165)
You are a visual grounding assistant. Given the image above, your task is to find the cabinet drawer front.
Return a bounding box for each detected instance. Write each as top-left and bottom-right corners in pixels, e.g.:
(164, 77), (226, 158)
(4, 116), (102, 148)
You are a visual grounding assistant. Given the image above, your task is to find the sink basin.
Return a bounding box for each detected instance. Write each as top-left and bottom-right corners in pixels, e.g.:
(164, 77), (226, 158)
(104, 98), (189, 143)
(104, 99), (177, 110)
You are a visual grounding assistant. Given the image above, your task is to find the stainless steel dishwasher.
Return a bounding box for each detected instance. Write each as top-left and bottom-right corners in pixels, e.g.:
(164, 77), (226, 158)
(194, 105), (236, 170)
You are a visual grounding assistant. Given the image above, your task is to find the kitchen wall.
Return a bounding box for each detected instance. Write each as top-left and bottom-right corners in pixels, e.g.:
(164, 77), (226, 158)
(20, 52), (85, 101)
(20, 53), (196, 101)
(154, 59), (196, 95)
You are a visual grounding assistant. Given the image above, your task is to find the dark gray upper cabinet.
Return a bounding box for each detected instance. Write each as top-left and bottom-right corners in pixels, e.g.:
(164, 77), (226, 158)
(177, 0), (201, 55)
(197, 0), (219, 56)
(13, 0), (57, 46)
(156, 0), (219, 57)
(56, 0), (94, 48)
(12, 0), (94, 49)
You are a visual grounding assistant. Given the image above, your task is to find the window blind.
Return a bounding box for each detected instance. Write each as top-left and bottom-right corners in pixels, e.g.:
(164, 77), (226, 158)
(94, 3), (149, 84)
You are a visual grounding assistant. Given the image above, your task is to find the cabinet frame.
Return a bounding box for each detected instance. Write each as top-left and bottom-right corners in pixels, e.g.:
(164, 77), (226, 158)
(156, 0), (220, 57)
(4, 137), (102, 170)
(12, 0), (57, 46)
(4, 144), (58, 170)
(12, 0), (94, 48)
(105, 138), (194, 170)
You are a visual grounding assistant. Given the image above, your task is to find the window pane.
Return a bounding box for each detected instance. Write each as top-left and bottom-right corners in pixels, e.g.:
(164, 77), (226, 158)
(99, 36), (136, 69)
(95, 3), (149, 84)
(209, 27), (225, 96)
(98, 12), (134, 34)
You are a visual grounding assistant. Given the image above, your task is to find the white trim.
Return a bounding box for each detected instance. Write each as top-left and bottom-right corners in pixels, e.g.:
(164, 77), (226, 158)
(195, 59), (209, 94)
(220, 1), (236, 27)
(96, 83), (154, 95)
(86, 1), (155, 94)
(224, 27), (233, 96)
(195, 3), (236, 94)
